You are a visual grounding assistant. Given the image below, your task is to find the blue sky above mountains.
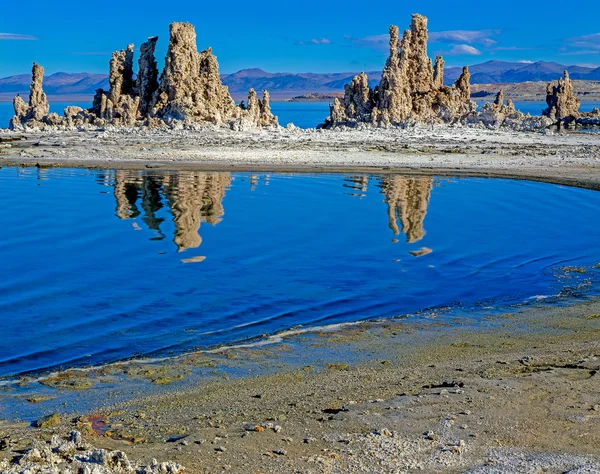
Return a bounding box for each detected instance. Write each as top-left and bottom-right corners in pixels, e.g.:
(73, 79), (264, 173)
(1, 0), (599, 76)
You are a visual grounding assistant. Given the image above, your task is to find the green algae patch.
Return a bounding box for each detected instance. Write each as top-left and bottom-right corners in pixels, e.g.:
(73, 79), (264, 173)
(40, 371), (93, 391)
(34, 413), (61, 428)
(326, 363), (350, 371)
(585, 313), (600, 320)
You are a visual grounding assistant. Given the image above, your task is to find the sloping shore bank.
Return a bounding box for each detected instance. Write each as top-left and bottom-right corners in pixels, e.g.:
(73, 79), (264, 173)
(1, 126), (600, 190)
(1, 298), (600, 473)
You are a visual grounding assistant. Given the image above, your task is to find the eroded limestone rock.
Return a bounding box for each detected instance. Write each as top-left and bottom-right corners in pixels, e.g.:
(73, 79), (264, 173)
(543, 71), (580, 125)
(471, 90), (553, 131)
(9, 22), (277, 130)
(10, 63), (50, 129)
(324, 14), (476, 128)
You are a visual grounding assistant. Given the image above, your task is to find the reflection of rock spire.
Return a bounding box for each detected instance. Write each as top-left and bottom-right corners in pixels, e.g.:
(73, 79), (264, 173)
(379, 177), (432, 243)
(163, 173), (230, 251)
(343, 176), (369, 197)
(113, 170), (141, 219)
(140, 175), (164, 231)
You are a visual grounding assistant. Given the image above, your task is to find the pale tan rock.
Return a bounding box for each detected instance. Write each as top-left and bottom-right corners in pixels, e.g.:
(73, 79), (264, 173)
(198, 47), (237, 123)
(543, 71), (580, 124)
(433, 56), (444, 90)
(28, 62), (50, 120)
(329, 14), (475, 128)
(9, 22), (275, 129)
(12, 95), (28, 119)
(153, 22), (208, 121)
(10, 63), (50, 128)
(329, 72), (374, 124)
(472, 89), (553, 130)
(259, 89), (278, 127)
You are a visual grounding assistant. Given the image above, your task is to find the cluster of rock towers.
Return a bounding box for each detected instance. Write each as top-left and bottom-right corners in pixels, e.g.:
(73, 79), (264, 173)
(324, 14), (477, 128)
(10, 22), (278, 130)
(324, 13), (598, 130)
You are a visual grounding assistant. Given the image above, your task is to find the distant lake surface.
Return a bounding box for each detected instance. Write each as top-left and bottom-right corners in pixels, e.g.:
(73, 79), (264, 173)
(1, 169), (599, 379)
(1, 100), (599, 130)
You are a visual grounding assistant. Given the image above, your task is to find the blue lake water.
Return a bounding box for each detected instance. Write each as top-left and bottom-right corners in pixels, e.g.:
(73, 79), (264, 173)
(0, 169), (599, 379)
(2, 100), (599, 130)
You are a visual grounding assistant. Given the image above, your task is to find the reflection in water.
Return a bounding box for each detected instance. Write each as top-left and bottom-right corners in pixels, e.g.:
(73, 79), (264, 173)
(343, 176), (369, 198)
(98, 171), (231, 252)
(98, 172), (433, 251)
(378, 177), (432, 243)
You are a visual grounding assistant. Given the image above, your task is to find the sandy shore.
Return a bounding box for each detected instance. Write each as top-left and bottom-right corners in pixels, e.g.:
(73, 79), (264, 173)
(1, 125), (600, 472)
(1, 125), (600, 189)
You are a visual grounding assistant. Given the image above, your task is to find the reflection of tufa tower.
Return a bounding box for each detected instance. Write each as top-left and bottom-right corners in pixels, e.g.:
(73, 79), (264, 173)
(163, 173), (231, 252)
(343, 176), (369, 197)
(113, 170), (142, 219)
(102, 171), (230, 252)
(379, 177), (432, 243)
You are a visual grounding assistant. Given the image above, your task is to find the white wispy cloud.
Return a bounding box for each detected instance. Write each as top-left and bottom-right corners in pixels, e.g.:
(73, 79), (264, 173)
(344, 34), (388, 51)
(346, 29), (500, 52)
(563, 32), (600, 54)
(0, 33), (38, 41)
(446, 44), (482, 56)
(429, 29), (500, 47)
(296, 38), (331, 46)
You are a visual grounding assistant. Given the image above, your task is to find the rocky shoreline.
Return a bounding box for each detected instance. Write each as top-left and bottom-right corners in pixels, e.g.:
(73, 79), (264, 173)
(1, 298), (599, 473)
(1, 125), (600, 192)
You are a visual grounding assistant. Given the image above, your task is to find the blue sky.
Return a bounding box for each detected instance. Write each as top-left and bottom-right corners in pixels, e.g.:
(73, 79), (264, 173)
(1, 0), (599, 76)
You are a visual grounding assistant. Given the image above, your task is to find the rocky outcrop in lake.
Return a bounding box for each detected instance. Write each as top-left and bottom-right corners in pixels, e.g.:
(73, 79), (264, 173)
(9, 23), (278, 131)
(543, 71), (580, 126)
(10, 63), (50, 129)
(471, 90), (553, 130)
(323, 14), (477, 128)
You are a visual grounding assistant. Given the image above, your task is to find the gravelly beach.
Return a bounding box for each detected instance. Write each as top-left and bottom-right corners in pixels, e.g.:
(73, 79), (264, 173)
(1, 299), (599, 473)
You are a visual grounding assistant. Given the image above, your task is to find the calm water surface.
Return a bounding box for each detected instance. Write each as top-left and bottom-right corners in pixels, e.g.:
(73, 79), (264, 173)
(1, 169), (599, 379)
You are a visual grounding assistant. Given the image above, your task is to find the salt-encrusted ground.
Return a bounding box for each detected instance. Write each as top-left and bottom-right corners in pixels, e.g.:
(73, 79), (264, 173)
(1, 125), (600, 189)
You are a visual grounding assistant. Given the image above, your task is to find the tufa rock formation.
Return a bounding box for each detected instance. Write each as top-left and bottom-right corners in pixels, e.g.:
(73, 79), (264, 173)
(324, 14), (477, 128)
(472, 90), (553, 130)
(10, 63), (50, 128)
(9, 23), (278, 130)
(543, 71), (580, 125)
(136, 36), (159, 116)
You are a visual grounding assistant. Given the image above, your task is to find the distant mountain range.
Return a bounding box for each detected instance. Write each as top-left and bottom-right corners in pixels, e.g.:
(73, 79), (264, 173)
(1, 61), (599, 101)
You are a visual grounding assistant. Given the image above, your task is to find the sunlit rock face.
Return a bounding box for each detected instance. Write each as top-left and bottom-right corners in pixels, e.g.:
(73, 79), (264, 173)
(10, 63), (50, 129)
(543, 71), (581, 125)
(379, 177), (432, 243)
(324, 14), (477, 128)
(9, 23), (278, 130)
